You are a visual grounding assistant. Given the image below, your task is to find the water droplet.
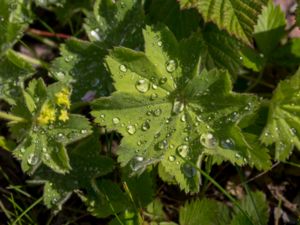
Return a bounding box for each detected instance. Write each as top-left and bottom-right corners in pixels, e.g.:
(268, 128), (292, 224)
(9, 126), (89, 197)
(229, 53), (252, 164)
(27, 153), (39, 165)
(56, 71), (65, 79)
(141, 121), (150, 131)
(158, 140), (168, 150)
(157, 41), (162, 47)
(153, 108), (162, 117)
(64, 55), (73, 62)
(172, 100), (184, 114)
(259, 53), (264, 58)
(235, 153), (241, 159)
(81, 129), (87, 134)
(44, 153), (50, 161)
(180, 114), (186, 122)
(166, 60), (176, 73)
(112, 117), (120, 124)
(42, 147), (47, 153)
(168, 155), (176, 161)
(90, 30), (100, 40)
(119, 64), (127, 72)
(152, 84), (158, 89)
(221, 138), (235, 149)
(130, 156), (144, 171)
(200, 133), (218, 149)
(239, 56), (243, 60)
(290, 128), (297, 136)
(135, 79), (150, 93)
(127, 125), (136, 135)
(182, 164), (196, 178)
(20, 147), (25, 153)
(159, 77), (167, 84)
(177, 145), (188, 158)
(150, 93), (158, 100)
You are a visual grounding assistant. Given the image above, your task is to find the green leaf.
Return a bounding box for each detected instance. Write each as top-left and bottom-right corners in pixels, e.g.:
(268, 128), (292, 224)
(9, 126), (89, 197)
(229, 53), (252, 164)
(180, 0), (267, 44)
(179, 198), (231, 225)
(79, 179), (130, 218)
(231, 191), (269, 225)
(146, 198), (166, 222)
(147, 0), (200, 40)
(92, 25), (260, 192)
(0, 136), (15, 151)
(11, 79), (92, 174)
(84, 0), (144, 48)
(253, 1), (286, 57)
(261, 68), (300, 160)
(33, 134), (115, 211)
(0, 0), (31, 55)
(50, 39), (114, 101)
(0, 50), (35, 104)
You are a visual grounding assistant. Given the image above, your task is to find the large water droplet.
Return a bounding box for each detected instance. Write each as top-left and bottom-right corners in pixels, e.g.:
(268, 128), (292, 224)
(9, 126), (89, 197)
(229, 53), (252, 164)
(180, 114), (186, 122)
(135, 79), (150, 93)
(166, 60), (176, 73)
(112, 117), (120, 124)
(127, 125), (136, 135)
(157, 41), (162, 47)
(90, 30), (100, 40)
(220, 138), (235, 149)
(200, 133), (218, 149)
(119, 64), (127, 72)
(130, 156), (144, 171)
(177, 145), (188, 158)
(27, 153), (39, 165)
(182, 164), (196, 178)
(141, 121), (150, 131)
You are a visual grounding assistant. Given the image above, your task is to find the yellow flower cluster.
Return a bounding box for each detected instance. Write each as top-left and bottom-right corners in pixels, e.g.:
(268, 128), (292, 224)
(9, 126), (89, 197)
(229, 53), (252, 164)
(55, 88), (71, 109)
(37, 103), (56, 125)
(37, 88), (71, 125)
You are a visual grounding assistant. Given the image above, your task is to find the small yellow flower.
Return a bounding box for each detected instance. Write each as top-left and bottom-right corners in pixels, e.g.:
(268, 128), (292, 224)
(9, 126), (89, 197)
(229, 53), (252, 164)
(55, 88), (71, 109)
(58, 109), (69, 122)
(37, 103), (56, 125)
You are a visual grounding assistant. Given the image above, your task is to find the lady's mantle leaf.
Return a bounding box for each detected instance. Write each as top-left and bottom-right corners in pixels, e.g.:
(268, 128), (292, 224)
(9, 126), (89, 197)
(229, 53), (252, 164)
(180, 0), (267, 44)
(33, 134), (115, 212)
(92, 26), (260, 192)
(0, 50), (35, 104)
(11, 79), (92, 175)
(261, 68), (300, 160)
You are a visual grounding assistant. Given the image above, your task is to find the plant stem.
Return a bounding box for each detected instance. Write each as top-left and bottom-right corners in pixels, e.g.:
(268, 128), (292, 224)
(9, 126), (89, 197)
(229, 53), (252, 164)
(238, 73), (275, 89)
(0, 111), (26, 123)
(14, 52), (49, 69)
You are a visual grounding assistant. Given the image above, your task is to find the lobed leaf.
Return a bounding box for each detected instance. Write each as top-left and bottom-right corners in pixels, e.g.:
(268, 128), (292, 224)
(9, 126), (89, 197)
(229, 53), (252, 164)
(261, 68), (300, 160)
(92, 25), (263, 192)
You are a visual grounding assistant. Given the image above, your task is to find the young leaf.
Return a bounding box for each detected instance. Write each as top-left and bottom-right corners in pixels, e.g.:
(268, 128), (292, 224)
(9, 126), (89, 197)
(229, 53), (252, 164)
(179, 198), (231, 225)
(254, 1), (286, 57)
(92, 25), (260, 192)
(180, 0), (267, 44)
(0, 50), (35, 104)
(261, 68), (300, 160)
(84, 0), (144, 48)
(33, 134), (115, 211)
(50, 39), (114, 101)
(0, 0), (31, 55)
(231, 191), (269, 225)
(11, 79), (92, 174)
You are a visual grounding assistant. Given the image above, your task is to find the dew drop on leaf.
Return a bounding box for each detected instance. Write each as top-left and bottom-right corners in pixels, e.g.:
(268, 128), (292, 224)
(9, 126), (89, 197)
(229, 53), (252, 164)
(153, 108), (162, 117)
(81, 129), (88, 134)
(157, 41), (162, 47)
(182, 164), (196, 178)
(119, 64), (127, 73)
(150, 93), (158, 100)
(152, 84), (158, 89)
(90, 30), (100, 40)
(290, 128), (297, 136)
(127, 125), (136, 135)
(27, 153), (39, 165)
(141, 121), (150, 131)
(135, 79), (150, 93)
(56, 72), (65, 79)
(177, 145), (188, 158)
(44, 153), (50, 161)
(158, 140), (168, 150)
(180, 114), (186, 122)
(220, 138), (235, 149)
(112, 117), (120, 124)
(200, 133), (218, 149)
(168, 155), (176, 162)
(20, 147), (25, 153)
(166, 60), (176, 73)
(130, 156), (144, 171)
(159, 77), (167, 84)
(172, 100), (184, 114)
(42, 147), (47, 153)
